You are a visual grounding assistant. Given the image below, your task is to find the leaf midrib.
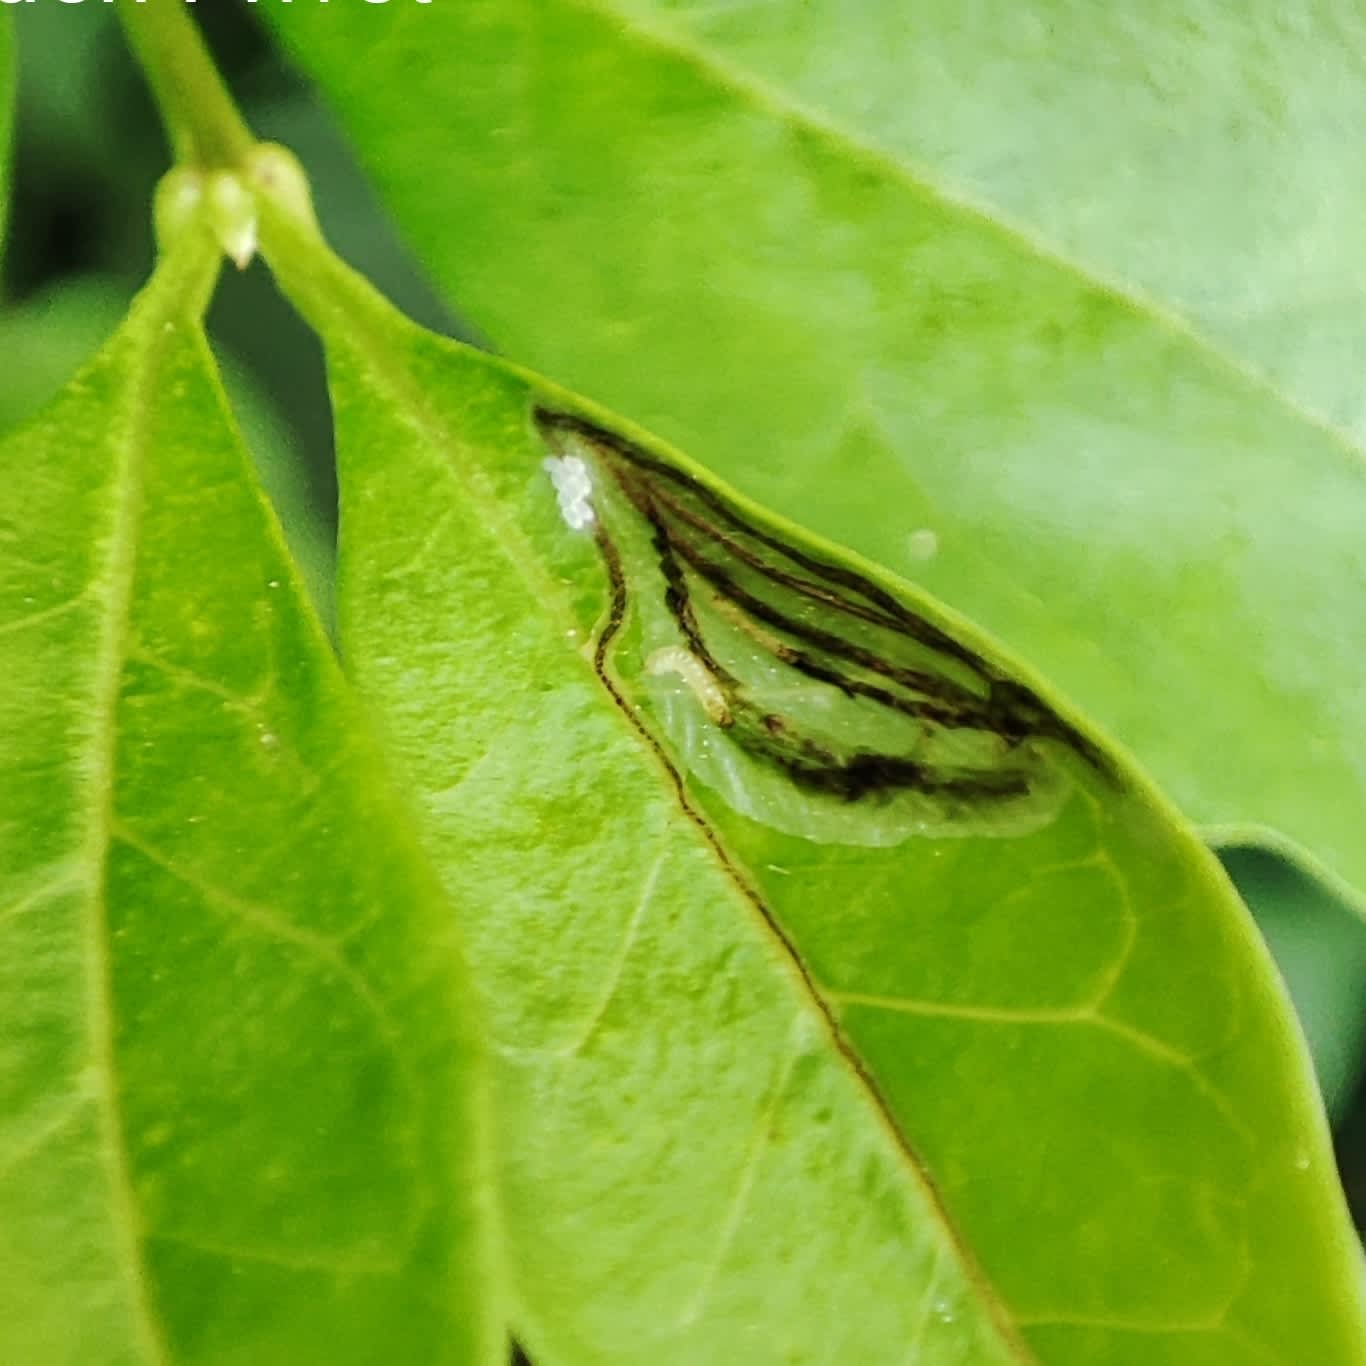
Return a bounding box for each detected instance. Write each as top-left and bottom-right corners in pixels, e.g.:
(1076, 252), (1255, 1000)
(568, 0), (1366, 473)
(81, 290), (186, 1366)
(290, 262), (1038, 1359)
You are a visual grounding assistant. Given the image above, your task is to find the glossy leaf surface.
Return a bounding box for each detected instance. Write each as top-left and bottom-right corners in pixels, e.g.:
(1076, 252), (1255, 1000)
(0, 237), (495, 1365)
(267, 2), (1366, 910)
(263, 215), (1366, 1366)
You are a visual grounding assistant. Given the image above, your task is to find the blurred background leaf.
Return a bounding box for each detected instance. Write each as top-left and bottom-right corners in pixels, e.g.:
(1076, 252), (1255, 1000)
(0, 19), (12, 256)
(4, 3), (1364, 1241)
(1224, 848), (1366, 1126)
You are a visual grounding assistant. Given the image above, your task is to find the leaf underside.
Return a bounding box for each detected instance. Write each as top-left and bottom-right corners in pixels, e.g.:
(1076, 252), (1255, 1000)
(266, 232), (1366, 1366)
(0, 244), (495, 1366)
(267, 0), (1366, 913)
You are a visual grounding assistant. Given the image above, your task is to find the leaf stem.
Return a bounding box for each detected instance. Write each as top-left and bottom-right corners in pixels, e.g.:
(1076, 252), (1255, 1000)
(118, 1), (254, 168)
(256, 186), (394, 344)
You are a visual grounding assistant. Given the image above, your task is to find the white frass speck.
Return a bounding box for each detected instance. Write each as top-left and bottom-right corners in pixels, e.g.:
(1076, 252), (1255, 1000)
(544, 455), (595, 531)
(907, 528), (939, 562)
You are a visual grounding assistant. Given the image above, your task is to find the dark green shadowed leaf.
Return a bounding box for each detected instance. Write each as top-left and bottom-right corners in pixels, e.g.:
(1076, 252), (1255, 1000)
(266, 4), (1366, 912)
(0, 238), (497, 1365)
(0, 15), (12, 257)
(1227, 849), (1366, 1125)
(0, 277), (131, 435)
(261, 218), (1366, 1366)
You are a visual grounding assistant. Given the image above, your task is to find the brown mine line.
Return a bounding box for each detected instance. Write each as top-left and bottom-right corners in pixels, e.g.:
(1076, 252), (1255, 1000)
(636, 485), (1042, 807)
(538, 405), (1112, 781)
(666, 517), (998, 719)
(652, 461), (1111, 776)
(978, 679), (1112, 777)
(643, 462), (1105, 772)
(641, 472), (912, 636)
(540, 404), (1087, 770)
(537, 408), (908, 628)
(632, 483), (744, 694)
(537, 407), (991, 670)
(728, 706), (1037, 804)
(580, 467), (1040, 1366)
(603, 449), (997, 725)
(625, 461), (1060, 770)
(702, 578), (997, 735)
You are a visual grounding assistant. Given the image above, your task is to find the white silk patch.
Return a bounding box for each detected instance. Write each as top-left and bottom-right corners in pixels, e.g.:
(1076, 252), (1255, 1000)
(543, 454), (595, 531)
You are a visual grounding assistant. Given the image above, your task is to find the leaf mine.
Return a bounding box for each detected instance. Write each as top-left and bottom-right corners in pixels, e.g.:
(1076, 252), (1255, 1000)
(537, 406), (1100, 846)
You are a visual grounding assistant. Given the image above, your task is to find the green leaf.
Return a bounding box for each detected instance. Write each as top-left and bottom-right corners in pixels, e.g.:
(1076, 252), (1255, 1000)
(0, 237), (497, 1365)
(0, 270), (334, 631)
(265, 4), (1366, 911)
(262, 216), (1366, 1366)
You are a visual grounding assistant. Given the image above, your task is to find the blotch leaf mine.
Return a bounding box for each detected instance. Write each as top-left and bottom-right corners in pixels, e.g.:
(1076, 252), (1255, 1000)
(536, 406), (1091, 847)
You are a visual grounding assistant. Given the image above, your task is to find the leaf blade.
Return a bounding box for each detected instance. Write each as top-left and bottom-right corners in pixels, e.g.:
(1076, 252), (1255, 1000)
(265, 2), (1366, 910)
(262, 220), (1366, 1366)
(0, 241), (498, 1365)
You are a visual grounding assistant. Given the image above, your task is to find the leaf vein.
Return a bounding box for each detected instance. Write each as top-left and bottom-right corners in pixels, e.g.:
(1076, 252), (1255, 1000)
(0, 1091), (94, 1181)
(144, 1228), (403, 1278)
(553, 848), (667, 1058)
(83, 288), (179, 1366)
(110, 822), (435, 1256)
(0, 591), (93, 640)
(675, 1023), (800, 1327)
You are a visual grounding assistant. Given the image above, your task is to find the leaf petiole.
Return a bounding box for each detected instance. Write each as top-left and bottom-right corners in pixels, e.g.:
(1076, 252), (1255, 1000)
(117, 0), (254, 170)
